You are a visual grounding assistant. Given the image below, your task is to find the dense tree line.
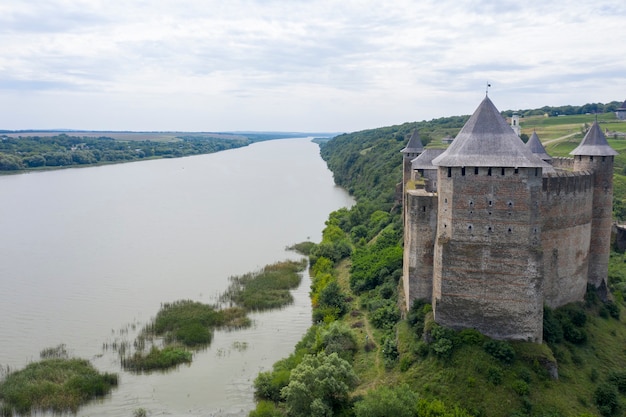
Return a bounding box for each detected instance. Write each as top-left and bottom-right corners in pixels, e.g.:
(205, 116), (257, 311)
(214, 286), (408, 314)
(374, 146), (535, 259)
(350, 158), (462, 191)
(502, 100), (623, 118)
(0, 134), (251, 172)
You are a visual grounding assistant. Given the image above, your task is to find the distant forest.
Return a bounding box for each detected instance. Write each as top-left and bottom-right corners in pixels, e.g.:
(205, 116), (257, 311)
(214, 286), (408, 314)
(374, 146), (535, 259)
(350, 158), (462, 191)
(501, 100), (623, 117)
(0, 132), (306, 172)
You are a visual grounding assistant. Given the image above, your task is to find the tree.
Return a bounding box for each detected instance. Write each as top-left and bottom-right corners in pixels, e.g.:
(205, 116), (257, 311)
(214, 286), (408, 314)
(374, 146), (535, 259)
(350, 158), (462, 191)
(281, 352), (358, 417)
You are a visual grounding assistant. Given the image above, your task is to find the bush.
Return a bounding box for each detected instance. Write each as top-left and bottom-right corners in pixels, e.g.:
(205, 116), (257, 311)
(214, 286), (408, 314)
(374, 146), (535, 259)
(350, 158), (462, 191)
(318, 281), (348, 317)
(608, 370), (626, 393)
(487, 366), (504, 385)
(250, 400), (285, 417)
(281, 352), (358, 417)
(254, 370), (290, 402)
(353, 385), (418, 417)
(594, 383), (620, 417)
(319, 322), (358, 361)
(483, 340), (516, 364)
(370, 302), (400, 330)
(512, 380), (530, 396)
(382, 336), (399, 367)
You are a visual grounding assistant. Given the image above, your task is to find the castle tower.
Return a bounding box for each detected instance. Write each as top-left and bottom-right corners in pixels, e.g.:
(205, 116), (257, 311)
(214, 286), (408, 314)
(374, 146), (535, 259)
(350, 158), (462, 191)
(430, 96), (546, 342)
(571, 122), (618, 299)
(401, 129), (424, 187)
(511, 113), (521, 136)
(526, 130), (552, 163)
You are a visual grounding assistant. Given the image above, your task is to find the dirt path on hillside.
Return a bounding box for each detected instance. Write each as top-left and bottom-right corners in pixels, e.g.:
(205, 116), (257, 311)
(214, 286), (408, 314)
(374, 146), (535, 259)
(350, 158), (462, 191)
(543, 132), (578, 145)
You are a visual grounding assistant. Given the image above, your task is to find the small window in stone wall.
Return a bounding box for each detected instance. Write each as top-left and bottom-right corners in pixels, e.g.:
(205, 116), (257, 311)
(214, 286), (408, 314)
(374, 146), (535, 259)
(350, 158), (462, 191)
(514, 168), (519, 174)
(488, 167), (492, 176)
(501, 167), (505, 176)
(448, 167), (452, 177)
(508, 227), (512, 233)
(462, 167), (466, 176)
(488, 226), (493, 232)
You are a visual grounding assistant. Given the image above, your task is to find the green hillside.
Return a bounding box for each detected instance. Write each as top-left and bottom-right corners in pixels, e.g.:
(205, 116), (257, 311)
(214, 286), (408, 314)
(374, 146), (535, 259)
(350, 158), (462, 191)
(250, 109), (626, 417)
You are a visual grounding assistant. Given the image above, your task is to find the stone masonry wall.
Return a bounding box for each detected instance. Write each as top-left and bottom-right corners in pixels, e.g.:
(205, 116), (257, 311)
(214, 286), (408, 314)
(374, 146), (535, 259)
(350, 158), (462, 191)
(432, 167), (544, 342)
(403, 189), (437, 310)
(541, 171), (593, 307)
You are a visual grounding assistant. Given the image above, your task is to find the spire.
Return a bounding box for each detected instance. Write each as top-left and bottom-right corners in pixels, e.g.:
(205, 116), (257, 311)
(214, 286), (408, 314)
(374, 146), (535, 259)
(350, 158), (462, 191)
(401, 129), (424, 154)
(526, 130), (552, 162)
(432, 96), (544, 168)
(570, 121), (618, 156)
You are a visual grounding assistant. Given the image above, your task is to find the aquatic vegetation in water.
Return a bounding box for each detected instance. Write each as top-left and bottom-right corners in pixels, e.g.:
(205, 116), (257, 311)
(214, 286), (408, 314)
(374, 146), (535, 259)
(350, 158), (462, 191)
(222, 259), (307, 311)
(121, 346), (192, 372)
(0, 357), (118, 415)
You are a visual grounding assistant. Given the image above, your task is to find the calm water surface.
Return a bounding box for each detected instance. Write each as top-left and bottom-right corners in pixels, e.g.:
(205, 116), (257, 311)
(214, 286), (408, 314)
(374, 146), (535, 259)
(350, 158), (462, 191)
(0, 138), (353, 416)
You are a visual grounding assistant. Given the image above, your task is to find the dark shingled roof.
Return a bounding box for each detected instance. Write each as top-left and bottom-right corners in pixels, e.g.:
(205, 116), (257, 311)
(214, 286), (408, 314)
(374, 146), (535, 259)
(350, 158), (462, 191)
(401, 129), (424, 154)
(526, 131), (552, 162)
(432, 96), (545, 168)
(411, 148), (446, 170)
(570, 121), (618, 156)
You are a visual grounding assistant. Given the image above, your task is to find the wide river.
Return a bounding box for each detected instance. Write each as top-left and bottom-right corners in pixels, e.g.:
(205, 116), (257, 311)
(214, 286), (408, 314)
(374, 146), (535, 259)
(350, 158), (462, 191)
(0, 138), (353, 416)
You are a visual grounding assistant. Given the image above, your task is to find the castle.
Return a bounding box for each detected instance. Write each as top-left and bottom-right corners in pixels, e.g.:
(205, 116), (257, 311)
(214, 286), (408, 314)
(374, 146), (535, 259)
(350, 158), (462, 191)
(401, 96), (617, 343)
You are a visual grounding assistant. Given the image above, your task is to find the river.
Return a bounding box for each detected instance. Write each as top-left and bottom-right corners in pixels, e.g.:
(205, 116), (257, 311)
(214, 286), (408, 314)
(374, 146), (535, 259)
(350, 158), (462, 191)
(0, 137), (353, 416)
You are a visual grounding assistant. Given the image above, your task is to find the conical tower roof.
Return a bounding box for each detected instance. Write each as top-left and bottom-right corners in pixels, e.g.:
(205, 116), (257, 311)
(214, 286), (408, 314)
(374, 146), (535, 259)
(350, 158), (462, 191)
(411, 148), (445, 170)
(570, 121), (618, 156)
(526, 131), (552, 162)
(401, 129), (424, 154)
(432, 96), (544, 168)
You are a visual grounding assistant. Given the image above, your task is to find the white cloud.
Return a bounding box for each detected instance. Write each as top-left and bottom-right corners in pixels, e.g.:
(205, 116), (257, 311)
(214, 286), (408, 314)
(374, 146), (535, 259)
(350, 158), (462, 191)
(1, 0), (625, 131)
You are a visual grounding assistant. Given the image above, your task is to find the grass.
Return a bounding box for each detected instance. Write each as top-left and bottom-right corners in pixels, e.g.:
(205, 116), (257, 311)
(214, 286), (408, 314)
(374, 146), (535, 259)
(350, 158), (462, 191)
(121, 259), (307, 372)
(121, 346), (192, 372)
(122, 300), (250, 371)
(0, 358), (118, 415)
(222, 259), (307, 311)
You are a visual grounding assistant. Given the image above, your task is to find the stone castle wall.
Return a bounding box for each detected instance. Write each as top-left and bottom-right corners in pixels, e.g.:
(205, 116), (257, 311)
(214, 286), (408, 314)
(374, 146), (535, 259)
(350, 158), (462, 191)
(403, 189), (437, 310)
(432, 167), (544, 342)
(541, 170), (594, 307)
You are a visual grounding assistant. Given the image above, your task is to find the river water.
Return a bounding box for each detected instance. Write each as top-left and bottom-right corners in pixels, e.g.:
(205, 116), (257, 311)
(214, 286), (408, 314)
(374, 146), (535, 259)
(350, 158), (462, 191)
(0, 138), (353, 416)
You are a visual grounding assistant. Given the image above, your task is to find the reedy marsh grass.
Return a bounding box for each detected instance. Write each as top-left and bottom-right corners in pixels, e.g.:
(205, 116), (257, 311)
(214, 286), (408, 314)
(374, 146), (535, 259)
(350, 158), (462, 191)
(222, 259), (307, 311)
(0, 355), (118, 415)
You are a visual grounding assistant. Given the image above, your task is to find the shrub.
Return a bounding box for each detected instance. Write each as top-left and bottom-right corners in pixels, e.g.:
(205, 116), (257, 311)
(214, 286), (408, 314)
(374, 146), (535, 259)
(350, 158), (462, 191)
(487, 367), (503, 385)
(250, 400), (285, 417)
(370, 302), (400, 330)
(543, 306), (564, 345)
(382, 336), (399, 367)
(594, 383), (620, 417)
(512, 380), (530, 396)
(254, 370), (291, 402)
(281, 352), (358, 417)
(353, 385), (418, 417)
(459, 328), (484, 345)
(608, 370), (626, 393)
(317, 281), (348, 317)
(319, 322), (358, 361)
(483, 340), (516, 364)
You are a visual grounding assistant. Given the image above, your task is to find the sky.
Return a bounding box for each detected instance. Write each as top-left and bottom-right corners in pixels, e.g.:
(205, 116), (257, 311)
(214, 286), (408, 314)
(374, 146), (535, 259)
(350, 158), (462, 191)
(0, 0), (625, 133)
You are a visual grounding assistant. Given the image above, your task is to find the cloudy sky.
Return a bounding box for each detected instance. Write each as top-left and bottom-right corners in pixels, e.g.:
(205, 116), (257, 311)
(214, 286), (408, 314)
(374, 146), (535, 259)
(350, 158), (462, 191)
(1, 1), (624, 133)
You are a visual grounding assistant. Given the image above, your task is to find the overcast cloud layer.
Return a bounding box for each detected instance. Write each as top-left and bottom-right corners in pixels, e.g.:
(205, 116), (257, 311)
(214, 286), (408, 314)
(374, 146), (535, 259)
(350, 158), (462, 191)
(1, 0), (625, 132)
